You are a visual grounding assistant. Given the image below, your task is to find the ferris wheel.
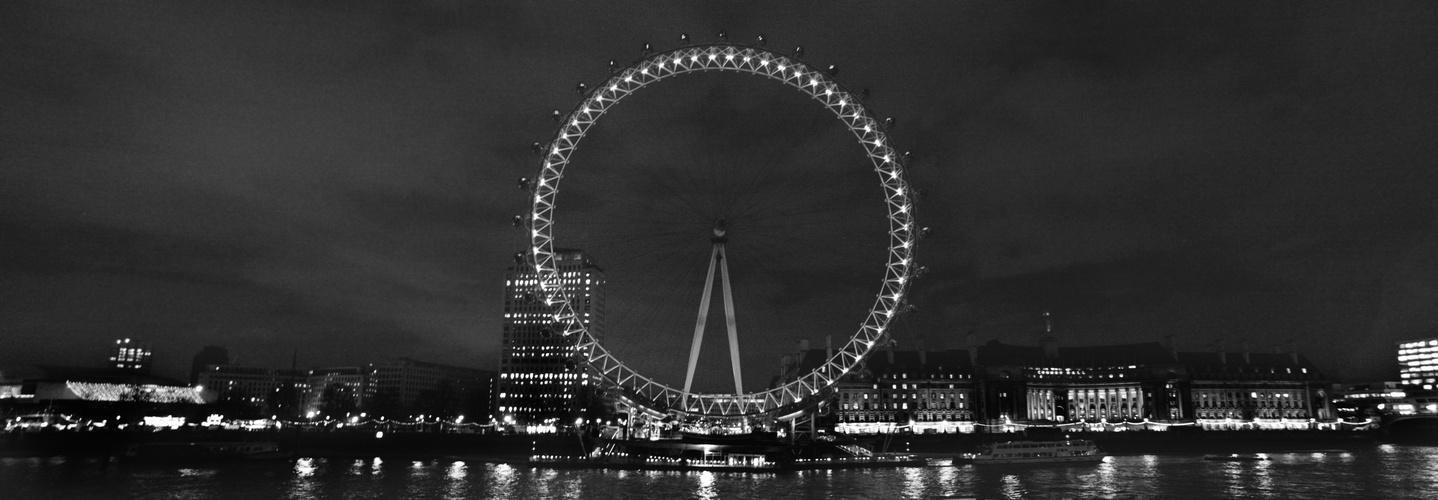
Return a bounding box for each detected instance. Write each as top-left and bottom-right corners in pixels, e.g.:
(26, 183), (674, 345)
(523, 34), (920, 420)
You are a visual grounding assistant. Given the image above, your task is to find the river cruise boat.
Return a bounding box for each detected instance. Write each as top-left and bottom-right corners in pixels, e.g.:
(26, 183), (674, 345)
(1203, 453), (1269, 462)
(962, 440), (1107, 464)
(125, 441), (291, 461)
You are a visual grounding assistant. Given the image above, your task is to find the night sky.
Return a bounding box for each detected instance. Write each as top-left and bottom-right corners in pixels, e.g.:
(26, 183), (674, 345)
(3, 1), (1436, 388)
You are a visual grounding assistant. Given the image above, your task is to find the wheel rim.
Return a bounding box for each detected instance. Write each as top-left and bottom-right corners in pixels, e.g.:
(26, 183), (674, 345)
(527, 44), (917, 418)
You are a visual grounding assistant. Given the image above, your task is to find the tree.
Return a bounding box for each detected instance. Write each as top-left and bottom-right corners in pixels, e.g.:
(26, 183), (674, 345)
(365, 389), (401, 419)
(319, 384), (358, 418)
(267, 382), (300, 419)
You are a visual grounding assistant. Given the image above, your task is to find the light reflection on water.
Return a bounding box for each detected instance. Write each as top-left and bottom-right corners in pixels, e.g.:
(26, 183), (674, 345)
(4, 445), (1438, 499)
(999, 473), (1024, 498)
(289, 457), (320, 500)
(901, 466), (924, 498)
(695, 470), (718, 500)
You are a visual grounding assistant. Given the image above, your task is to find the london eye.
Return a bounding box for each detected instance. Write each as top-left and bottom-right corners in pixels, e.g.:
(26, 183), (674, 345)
(523, 34), (920, 422)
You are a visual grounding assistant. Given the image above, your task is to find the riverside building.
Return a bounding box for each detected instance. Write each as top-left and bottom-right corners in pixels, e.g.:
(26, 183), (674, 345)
(786, 329), (1332, 434)
(497, 248), (605, 431)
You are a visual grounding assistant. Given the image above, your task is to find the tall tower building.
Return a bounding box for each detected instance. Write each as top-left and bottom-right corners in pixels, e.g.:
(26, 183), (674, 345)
(109, 338), (153, 374)
(498, 249), (604, 429)
(1398, 337), (1438, 390)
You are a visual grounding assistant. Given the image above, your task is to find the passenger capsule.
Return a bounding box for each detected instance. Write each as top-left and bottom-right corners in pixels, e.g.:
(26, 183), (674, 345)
(919, 227), (932, 239)
(550, 109), (562, 122)
(512, 215), (525, 228)
(518, 177), (531, 190)
(513, 253), (526, 266)
(826, 64), (839, 77)
(754, 34), (767, 46)
(641, 42), (652, 56)
(717, 29), (727, 41)
(883, 117), (896, 130)
(793, 46), (804, 58)
(531, 141), (543, 155)
(575, 81), (587, 95)
(608, 59), (618, 74)
(679, 32), (690, 45)
(860, 88), (871, 99)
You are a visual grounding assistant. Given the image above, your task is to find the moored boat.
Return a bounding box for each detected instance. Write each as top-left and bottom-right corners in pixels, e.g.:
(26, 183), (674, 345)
(1203, 453), (1269, 462)
(961, 439), (1106, 464)
(125, 441), (291, 461)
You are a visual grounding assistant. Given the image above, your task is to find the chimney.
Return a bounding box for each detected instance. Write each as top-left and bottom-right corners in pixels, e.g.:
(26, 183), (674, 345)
(965, 330), (979, 365)
(1041, 311), (1058, 359)
(918, 337), (927, 366)
(1288, 340), (1299, 365)
(1241, 341), (1251, 364)
(1215, 340), (1226, 364)
(1164, 335), (1179, 360)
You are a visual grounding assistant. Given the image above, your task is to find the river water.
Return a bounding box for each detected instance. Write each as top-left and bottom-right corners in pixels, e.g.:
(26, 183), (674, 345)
(4, 444), (1436, 499)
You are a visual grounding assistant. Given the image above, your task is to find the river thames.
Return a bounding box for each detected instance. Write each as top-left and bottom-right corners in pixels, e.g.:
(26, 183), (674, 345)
(4, 444), (1436, 499)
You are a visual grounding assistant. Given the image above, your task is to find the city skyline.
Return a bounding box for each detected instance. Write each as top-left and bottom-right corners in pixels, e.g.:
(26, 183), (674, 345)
(4, 2), (1438, 385)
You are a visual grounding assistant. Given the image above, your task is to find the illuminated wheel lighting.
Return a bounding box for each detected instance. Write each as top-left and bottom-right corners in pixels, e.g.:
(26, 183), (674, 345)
(527, 43), (917, 418)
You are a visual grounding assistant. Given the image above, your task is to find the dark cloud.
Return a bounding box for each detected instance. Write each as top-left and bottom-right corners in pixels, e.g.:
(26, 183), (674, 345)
(2, 1), (1436, 385)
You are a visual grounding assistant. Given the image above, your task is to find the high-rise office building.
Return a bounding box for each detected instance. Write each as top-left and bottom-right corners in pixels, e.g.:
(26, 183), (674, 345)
(109, 338), (153, 374)
(1398, 337), (1438, 390)
(497, 249), (605, 429)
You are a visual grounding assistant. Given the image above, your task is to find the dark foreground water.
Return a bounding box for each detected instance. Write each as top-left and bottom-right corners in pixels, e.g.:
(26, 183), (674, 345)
(4, 444), (1436, 499)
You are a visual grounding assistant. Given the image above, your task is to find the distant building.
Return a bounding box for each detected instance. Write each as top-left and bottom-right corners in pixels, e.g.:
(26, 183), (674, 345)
(196, 364), (307, 416)
(498, 248), (605, 429)
(780, 340), (977, 435)
(783, 329), (1332, 434)
(1334, 381), (1409, 419)
(1178, 346), (1331, 429)
(0, 366), (203, 417)
(189, 346), (230, 385)
(301, 366), (366, 418)
(364, 358), (494, 421)
(1398, 337), (1438, 390)
(110, 338), (153, 374)
(972, 336), (1182, 426)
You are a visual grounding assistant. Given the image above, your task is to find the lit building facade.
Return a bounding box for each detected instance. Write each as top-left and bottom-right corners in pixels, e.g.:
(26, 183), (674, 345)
(784, 333), (1332, 434)
(498, 249), (605, 429)
(1398, 337), (1438, 390)
(110, 338), (153, 373)
(973, 338), (1184, 427)
(820, 349), (977, 434)
(0, 366), (203, 412)
(1180, 350), (1330, 429)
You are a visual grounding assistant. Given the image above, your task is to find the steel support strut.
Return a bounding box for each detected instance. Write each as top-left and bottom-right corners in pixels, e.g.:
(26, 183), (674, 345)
(683, 234), (744, 400)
